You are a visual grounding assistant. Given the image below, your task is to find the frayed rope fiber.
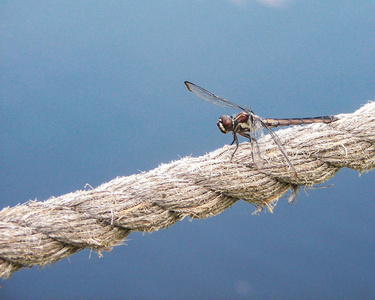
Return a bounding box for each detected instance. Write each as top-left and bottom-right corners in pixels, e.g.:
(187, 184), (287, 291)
(1, 102), (374, 279)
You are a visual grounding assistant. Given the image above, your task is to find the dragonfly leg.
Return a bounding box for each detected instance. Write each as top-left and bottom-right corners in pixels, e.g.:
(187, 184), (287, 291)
(230, 133), (239, 158)
(241, 132), (263, 171)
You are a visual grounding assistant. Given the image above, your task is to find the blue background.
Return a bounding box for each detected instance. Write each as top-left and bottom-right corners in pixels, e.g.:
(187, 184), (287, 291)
(1, 1), (375, 299)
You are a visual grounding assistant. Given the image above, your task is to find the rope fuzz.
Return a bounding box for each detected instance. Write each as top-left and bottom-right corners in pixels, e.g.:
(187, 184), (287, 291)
(1, 102), (374, 279)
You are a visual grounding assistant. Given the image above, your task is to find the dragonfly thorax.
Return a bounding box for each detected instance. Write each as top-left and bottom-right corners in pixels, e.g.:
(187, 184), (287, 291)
(233, 112), (251, 134)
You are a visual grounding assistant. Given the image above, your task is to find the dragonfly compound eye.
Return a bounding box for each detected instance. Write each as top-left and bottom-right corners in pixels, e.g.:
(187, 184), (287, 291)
(217, 115), (234, 134)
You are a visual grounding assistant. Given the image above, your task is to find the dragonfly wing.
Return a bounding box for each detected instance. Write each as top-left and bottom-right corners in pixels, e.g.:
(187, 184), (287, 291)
(250, 135), (264, 172)
(185, 81), (246, 111)
(258, 118), (297, 178)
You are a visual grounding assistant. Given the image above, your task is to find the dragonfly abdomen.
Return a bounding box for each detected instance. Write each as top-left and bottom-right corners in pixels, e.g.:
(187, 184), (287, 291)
(263, 115), (338, 128)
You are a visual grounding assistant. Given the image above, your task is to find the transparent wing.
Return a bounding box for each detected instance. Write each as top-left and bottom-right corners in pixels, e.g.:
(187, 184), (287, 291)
(184, 81), (246, 111)
(257, 118), (297, 178)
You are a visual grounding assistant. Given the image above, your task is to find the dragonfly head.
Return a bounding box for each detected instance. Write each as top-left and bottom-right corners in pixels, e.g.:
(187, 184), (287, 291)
(217, 115), (234, 134)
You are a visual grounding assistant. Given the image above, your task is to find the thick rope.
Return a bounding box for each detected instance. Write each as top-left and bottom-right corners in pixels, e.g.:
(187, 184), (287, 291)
(1, 102), (374, 279)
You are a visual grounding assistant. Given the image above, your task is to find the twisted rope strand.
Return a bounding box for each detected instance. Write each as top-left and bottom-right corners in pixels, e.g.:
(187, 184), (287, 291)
(1, 102), (374, 279)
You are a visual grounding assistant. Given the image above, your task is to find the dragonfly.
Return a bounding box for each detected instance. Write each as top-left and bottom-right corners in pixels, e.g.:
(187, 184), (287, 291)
(184, 81), (338, 178)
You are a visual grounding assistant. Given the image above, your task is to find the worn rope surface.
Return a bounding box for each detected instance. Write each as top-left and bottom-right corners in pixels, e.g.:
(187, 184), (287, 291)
(1, 102), (374, 279)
